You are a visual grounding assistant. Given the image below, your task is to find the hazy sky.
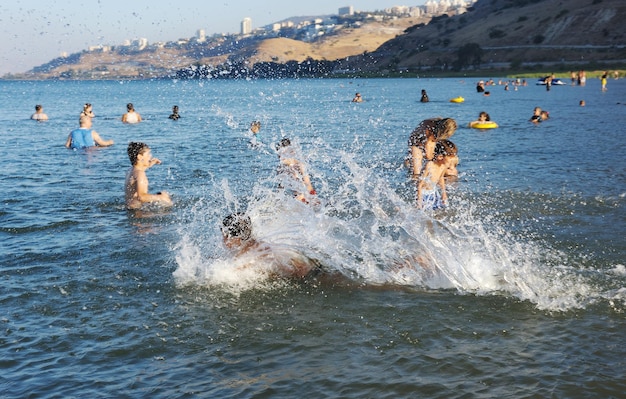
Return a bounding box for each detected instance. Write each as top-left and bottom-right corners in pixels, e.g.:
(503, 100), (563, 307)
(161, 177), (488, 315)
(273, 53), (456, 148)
(0, 0), (427, 75)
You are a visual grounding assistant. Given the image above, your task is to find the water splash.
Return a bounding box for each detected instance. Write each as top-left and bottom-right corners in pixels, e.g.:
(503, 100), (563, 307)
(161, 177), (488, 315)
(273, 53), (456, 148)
(173, 138), (622, 312)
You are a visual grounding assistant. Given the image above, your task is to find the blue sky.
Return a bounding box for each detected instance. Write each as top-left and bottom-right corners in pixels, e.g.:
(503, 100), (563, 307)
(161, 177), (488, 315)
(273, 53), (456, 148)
(0, 0), (427, 75)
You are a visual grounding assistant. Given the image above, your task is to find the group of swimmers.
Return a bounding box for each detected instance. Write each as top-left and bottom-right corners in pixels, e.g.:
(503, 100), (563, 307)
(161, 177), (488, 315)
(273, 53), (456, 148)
(31, 102), (182, 124)
(529, 106), (550, 123)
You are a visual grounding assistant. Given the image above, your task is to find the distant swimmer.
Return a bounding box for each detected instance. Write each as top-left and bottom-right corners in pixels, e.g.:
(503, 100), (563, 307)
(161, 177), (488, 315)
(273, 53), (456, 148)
(352, 92), (363, 103)
(122, 103), (142, 124)
(420, 89), (429, 103)
(249, 120), (261, 147)
(469, 111), (491, 128)
(530, 106), (542, 123)
(601, 71), (608, 91)
(168, 105), (180, 121)
(221, 212), (323, 279)
(65, 116), (114, 149)
(31, 104), (48, 121)
(124, 142), (172, 210)
(476, 81), (485, 93)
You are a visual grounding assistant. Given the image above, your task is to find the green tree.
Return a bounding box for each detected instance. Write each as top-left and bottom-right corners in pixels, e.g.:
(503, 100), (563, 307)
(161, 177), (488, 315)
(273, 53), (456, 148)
(454, 43), (483, 70)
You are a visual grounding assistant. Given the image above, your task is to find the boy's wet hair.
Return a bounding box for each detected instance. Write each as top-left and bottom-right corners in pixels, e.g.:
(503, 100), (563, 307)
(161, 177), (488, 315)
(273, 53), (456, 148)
(440, 139), (458, 156)
(276, 137), (291, 150)
(222, 213), (252, 241)
(434, 142), (447, 157)
(127, 142), (150, 165)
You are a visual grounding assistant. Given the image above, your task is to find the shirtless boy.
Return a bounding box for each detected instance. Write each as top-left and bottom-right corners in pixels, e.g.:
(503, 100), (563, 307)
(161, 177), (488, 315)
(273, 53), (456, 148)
(124, 142), (172, 210)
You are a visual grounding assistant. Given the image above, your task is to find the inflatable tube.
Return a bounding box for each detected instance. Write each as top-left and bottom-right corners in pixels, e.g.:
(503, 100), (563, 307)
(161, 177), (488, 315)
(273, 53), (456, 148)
(449, 96), (464, 103)
(469, 121), (498, 129)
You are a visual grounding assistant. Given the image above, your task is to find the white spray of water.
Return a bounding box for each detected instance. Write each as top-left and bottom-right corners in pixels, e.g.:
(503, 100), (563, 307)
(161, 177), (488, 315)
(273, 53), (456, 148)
(173, 138), (617, 312)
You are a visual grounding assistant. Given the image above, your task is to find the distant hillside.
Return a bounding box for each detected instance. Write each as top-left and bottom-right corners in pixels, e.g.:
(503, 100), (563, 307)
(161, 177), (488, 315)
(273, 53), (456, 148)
(6, 0), (626, 80)
(352, 0), (626, 73)
(11, 15), (423, 80)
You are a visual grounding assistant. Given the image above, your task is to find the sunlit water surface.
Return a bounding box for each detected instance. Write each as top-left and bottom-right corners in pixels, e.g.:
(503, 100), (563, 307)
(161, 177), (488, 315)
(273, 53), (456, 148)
(1, 77), (625, 398)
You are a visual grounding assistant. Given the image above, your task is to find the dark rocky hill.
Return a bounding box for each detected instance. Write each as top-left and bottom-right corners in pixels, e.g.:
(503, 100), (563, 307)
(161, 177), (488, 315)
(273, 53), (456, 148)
(351, 0), (626, 74)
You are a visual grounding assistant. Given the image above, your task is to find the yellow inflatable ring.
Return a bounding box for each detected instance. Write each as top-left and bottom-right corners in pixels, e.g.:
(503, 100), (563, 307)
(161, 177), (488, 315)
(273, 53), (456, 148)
(469, 121), (499, 129)
(449, 96), (464, 103)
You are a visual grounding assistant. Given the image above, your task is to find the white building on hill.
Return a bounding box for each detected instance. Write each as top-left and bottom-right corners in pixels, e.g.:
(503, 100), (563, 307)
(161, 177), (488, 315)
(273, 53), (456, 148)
(241, 17), (252, 35)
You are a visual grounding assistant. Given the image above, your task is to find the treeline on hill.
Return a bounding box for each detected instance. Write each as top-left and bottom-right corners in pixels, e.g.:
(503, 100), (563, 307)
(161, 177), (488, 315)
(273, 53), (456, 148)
(174, 41), (488, 79)
(174, 58), (348, 79)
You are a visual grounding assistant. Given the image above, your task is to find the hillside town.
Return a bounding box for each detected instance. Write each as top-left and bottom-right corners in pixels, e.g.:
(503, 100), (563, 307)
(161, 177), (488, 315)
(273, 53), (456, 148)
(81, 1), (476, 58)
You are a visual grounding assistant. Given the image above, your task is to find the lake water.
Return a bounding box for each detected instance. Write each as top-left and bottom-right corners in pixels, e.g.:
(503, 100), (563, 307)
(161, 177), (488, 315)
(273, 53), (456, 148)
(1, 77), (625, 398)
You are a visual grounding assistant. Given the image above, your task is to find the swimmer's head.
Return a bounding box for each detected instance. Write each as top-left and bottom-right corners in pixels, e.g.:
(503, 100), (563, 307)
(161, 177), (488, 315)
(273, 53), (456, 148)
(440, 139), (457, 156)
(250, 121), (261, 133)
(434, 142), (447, 158)
(35, 104), (42, 111)
(127, 103), (134, 111)
(276, 137), (291, 150)
(221, 213), (252, 242)
(127, 142), (150, 165)
(435, 118), (457, 140)
(84, 103), (92, 110)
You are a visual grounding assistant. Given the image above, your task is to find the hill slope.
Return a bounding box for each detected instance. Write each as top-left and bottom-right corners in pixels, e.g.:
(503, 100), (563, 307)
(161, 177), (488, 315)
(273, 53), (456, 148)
(355, 0), (626, 73)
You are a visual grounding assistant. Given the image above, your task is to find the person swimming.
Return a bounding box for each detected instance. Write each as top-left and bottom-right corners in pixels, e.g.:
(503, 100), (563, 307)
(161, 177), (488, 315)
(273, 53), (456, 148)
(221, 212), (323, 279)
(469, 111), (491, 128)
(122, 103), (142, 124)
(168, 105), (180, 120)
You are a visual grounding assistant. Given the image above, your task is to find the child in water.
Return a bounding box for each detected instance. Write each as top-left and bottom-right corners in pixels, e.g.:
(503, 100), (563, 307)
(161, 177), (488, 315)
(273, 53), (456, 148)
(168, 105), (180, 120)
(420, 89), (429, 103)
(417, 143), (448, 210)
(221, 212), (323, 279)
(124, 142), (172, 210)
(439, 139), (459, 178)
(469, 111), (491, 127)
